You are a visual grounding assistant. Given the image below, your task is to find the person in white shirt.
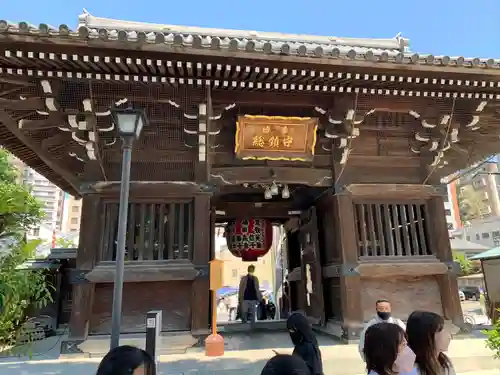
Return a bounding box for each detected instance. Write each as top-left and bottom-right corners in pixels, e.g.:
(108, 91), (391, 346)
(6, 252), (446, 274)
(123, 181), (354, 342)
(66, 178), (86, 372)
(359, 299), (406, 360)
(406, 311), (456, 375)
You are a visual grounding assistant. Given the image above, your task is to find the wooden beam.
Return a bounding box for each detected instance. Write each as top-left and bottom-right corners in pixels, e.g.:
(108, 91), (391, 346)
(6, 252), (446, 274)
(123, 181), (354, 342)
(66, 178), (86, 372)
(215, 201), (294, 219)
(345, 184), (440, 199)
(42, 132), (71, 149)
(210, 166), (332, 186)
(355, 261), (448, 278)
(85, 260), (199, 283)
(0, 97), (44, 111)
(212, 90), (331, 107)
(104, 149), (335, 167)
(0, 109), (82, 194)
(19, 113), (66, 131)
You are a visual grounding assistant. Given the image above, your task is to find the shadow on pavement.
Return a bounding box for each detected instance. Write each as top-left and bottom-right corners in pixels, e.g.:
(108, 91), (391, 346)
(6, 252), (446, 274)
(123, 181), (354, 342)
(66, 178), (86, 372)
(0, 357), (267, 375)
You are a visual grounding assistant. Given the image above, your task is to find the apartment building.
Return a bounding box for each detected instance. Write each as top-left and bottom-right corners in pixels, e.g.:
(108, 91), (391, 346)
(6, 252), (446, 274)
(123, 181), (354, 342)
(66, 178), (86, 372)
(457, 160), (500, 219)
(61, 193), (82, 233)
(438, 182), (461, 231)
(22, 168), (64, 235)
(452, 216), (500, 249)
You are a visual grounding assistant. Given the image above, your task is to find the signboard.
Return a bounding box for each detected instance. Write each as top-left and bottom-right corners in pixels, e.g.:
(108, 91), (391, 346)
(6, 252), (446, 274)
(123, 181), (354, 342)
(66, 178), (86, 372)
(209, 259), (224, 291)
(234, 115), (318, 161)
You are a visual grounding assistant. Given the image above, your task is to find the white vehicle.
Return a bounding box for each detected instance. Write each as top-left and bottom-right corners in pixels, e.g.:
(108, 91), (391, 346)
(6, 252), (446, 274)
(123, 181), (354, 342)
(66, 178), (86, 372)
(459, 290), (465, 302)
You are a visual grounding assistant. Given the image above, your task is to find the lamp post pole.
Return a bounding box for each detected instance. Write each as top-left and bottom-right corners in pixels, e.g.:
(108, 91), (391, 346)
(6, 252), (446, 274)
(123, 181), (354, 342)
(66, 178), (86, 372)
(110, 136), (134, 349)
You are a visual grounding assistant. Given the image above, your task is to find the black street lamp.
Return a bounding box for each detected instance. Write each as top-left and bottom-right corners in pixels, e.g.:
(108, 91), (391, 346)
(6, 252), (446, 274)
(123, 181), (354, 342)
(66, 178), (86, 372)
(109, 106), (147, 349)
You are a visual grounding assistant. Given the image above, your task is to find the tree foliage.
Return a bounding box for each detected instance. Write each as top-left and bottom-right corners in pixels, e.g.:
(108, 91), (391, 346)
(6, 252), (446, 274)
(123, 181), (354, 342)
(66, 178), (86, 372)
(452, 251), (473, 275)
(484, 309), (500, 359)
(0, 150), (52, 348)
(55, 237), (76, 248)
(458, 185), (488, 222)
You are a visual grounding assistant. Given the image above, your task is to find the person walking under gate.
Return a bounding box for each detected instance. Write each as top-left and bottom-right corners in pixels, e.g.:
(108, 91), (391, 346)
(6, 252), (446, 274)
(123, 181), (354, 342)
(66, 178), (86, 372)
(406, 311), (456, 375)
(238, 264), (263, 325)
(363, 322), (417, 375)
(359, 299), (406, 360)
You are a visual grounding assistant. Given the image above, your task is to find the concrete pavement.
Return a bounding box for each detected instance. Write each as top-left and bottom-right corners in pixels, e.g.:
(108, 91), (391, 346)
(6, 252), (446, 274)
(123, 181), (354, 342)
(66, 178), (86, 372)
(0, 332), (499, 375)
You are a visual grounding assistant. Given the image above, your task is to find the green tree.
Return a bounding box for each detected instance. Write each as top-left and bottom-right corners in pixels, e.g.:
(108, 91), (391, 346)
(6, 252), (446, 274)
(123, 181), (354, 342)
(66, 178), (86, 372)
(458, 185), (488, 222)
(452, 251), (473, 275)
(484, 310), (500, 359)
(55, 237), (76, 248)
(0, 150), (18, 184)
(0, 150), (52, 349)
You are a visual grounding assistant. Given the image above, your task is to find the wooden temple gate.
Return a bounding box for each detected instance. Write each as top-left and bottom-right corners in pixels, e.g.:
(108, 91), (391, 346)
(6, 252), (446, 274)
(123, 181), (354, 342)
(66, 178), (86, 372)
(0, 11), (499, 347)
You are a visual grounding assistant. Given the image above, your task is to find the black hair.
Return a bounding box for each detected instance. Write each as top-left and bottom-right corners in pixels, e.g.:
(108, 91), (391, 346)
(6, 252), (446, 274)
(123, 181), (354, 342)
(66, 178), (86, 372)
(375, 299), (390, 305)
(286, 312), (318, 346)
(96, 345), (156, 375)
(407, 311), (452, 375)
(363, 322), (405, 375)
(248, 264), (255, 272)
(260, 354), (310, 375)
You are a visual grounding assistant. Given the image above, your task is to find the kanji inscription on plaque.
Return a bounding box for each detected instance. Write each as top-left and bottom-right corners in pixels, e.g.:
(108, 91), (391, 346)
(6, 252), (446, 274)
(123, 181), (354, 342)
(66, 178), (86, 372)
(234, 115), (318, 161)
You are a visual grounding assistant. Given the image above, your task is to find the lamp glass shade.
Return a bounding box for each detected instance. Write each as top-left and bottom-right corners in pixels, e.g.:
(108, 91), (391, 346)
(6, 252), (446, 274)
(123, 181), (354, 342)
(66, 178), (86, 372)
(270, 183), (279, 195)
(116, 112), (138, 135)
(282, 185), (290, 199)
(135, 115), (144, 138)
(264, 189), (272, 200)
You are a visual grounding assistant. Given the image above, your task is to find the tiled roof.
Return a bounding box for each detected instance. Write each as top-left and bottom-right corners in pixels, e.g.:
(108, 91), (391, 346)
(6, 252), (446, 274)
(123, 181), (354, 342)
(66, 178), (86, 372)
(0, 10), (499, 70)
(450, 238), (489, 251)
(470, 247), (500, 260)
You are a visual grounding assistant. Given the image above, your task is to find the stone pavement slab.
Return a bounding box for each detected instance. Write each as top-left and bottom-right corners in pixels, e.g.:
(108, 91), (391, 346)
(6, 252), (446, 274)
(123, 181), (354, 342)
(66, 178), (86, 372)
(0, 333), (498, 375)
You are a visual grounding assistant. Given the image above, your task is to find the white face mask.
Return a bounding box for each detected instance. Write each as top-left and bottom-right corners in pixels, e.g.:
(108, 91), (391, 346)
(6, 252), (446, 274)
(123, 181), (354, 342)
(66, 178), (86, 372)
(435, 329), (451, 353)
(394, 346), (416, 373)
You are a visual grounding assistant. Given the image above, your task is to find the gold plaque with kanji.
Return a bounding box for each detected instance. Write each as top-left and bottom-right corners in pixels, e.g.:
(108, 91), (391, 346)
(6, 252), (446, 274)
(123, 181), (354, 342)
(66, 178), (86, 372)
(234, 115), (318, 161)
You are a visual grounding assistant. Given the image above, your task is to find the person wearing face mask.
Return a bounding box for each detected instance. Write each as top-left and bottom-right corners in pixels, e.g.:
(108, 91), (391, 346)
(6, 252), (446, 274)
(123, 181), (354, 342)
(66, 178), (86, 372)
(359, 299), (406, 360)
(238, 264), (263, 325)
(286, 312), (323, 375)
(406, 311), (455, 375)
(363, 322), (418, 375)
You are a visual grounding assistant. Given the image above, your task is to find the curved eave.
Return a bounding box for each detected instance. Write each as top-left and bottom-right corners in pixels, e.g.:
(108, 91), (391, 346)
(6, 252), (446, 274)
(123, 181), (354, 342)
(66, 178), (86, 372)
(0, 120), (80, 197)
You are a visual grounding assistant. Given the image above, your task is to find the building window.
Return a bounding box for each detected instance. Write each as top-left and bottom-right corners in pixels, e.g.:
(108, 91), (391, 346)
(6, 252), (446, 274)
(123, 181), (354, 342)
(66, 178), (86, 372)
(476, 234), (480, 241)
(444, 209), (451, 216)
(32, 227), (40, 236)
(482, 232), (490, 239)
(492, 231), (500, 247)
(72, 205), (79, 213)
(70, 218), (79, 225)
(232, 269), (237, 278)
(466, 236), (471, 241)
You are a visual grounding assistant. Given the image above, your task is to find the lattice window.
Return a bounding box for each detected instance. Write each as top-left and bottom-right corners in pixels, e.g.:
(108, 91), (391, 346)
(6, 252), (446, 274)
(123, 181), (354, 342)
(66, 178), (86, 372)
(102, 201), (193, 261)
(354, 202), (431, 257)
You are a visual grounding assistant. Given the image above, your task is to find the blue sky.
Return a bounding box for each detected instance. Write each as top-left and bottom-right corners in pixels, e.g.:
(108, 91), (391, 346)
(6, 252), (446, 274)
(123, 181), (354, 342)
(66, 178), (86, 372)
(2, 0), (498, 58)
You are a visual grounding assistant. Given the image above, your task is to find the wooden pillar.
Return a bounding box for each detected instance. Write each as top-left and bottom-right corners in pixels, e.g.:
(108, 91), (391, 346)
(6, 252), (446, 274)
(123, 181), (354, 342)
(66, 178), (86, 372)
(334, 192), (364, 340)
(68, 193), (101, 339)
(427, 196), (463, 325)
(190, 193), (211, 334)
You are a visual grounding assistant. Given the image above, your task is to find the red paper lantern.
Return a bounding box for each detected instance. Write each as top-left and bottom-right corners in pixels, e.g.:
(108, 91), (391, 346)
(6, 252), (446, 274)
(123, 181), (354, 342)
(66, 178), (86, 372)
(225, 218), (273, 262)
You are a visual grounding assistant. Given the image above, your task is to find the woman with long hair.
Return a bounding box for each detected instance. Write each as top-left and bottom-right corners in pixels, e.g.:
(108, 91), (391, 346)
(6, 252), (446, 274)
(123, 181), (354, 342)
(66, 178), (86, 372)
(363, 322), (417, 375)
(406, 311), (455, 375)
(96, 345), (156, 375)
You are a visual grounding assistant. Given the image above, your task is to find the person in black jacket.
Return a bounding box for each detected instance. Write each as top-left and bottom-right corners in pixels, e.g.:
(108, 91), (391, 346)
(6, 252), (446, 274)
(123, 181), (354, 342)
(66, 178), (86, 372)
(286, 312), (323, 375)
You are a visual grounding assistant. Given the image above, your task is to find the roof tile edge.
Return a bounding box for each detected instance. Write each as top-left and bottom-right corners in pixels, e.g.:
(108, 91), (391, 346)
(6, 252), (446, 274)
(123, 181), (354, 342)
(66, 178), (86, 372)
(77, 10), (408, 51)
